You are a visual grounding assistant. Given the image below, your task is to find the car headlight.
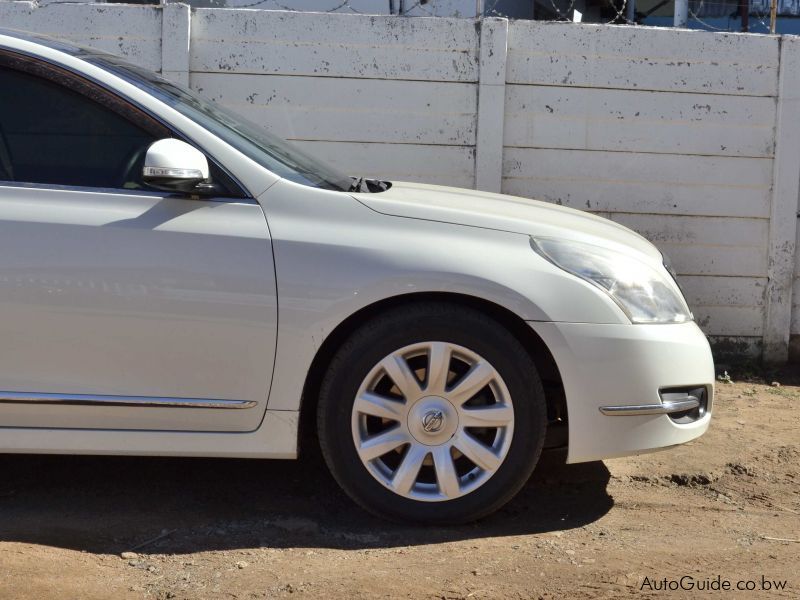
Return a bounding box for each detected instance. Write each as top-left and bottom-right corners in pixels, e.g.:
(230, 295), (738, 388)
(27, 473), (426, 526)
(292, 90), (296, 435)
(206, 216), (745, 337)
(530, 237), (692, 324)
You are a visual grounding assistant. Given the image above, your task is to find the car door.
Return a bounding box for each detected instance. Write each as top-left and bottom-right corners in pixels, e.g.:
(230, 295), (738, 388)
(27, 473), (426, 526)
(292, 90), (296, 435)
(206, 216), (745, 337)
(0, 53), (277, 432)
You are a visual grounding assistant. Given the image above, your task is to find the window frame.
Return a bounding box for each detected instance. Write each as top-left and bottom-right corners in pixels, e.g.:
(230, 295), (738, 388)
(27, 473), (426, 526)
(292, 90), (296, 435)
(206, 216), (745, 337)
(0, 49), (250, 200)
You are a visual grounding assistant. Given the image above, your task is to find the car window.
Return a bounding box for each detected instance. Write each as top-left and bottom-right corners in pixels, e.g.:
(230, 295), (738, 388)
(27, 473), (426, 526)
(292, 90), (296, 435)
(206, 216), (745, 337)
(82, 54), (357, 193)
(0, 66), (158, 190)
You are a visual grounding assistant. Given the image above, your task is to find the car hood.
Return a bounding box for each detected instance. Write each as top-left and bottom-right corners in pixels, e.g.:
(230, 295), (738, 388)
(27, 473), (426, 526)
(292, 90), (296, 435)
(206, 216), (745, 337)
(352, 181), (662, 261)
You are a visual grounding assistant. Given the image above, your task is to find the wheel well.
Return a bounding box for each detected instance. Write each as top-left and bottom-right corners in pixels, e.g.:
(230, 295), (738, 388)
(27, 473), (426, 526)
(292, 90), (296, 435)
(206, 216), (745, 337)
(298, 292), (568, 454)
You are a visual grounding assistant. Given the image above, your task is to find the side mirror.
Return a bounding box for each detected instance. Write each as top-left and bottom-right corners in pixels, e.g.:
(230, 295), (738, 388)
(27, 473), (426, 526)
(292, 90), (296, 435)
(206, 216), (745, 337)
(142, 139), (209, 193)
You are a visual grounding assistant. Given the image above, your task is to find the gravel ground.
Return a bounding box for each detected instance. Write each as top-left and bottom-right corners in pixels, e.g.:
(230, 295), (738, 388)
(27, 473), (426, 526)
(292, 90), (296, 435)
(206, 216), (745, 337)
(0, 369), (798, 599)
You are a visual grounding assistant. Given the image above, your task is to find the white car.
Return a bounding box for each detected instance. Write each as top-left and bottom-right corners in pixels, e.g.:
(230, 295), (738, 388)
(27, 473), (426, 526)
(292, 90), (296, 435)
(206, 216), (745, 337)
(0, 30), (713, 523)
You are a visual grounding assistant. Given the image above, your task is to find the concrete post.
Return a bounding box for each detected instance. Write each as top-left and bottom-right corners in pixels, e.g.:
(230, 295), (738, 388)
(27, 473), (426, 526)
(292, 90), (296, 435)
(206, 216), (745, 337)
(674, 0), (688, 27)
(626, 0), (636, 22)
(764, 36), (800, 364)
(474, 17), (508, 193)
(161, 3), (191, 87)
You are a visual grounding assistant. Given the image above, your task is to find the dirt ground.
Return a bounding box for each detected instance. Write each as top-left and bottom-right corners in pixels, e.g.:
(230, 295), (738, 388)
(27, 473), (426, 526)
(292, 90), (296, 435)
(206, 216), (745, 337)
(0, 369), (798, 600)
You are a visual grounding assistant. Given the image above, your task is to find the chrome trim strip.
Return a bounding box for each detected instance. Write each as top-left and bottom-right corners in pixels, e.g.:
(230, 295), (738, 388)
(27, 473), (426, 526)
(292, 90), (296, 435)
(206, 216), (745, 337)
(599, 397), (700, 416)
(0, 391), (257, 409)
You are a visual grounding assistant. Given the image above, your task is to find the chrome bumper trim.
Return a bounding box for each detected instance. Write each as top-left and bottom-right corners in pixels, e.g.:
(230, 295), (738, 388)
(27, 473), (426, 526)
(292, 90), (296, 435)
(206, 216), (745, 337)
(0, 391), (257, 409)
(599, 397), (700, 416)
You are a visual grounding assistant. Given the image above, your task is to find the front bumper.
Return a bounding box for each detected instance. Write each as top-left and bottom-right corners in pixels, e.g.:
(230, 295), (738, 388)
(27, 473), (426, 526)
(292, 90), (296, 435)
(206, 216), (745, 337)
(529, 321), (714, 464)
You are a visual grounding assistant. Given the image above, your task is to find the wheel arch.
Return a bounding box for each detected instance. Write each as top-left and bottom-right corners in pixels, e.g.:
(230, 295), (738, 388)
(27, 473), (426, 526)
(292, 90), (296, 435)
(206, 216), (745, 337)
(298, 292), (568, 454)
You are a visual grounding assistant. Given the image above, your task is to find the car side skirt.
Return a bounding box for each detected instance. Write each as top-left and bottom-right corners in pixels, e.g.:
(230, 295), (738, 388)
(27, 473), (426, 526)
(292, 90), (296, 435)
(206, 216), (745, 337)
(0, 409), (299, 458)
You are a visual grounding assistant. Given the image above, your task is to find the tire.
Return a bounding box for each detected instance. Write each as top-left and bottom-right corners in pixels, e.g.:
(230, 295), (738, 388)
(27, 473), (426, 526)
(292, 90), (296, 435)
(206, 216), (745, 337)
(317, 302), (548, 524)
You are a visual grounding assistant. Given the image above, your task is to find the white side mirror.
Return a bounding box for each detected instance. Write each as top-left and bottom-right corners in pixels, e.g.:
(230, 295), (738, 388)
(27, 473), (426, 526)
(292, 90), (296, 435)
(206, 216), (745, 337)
(142, 139), (209, 193)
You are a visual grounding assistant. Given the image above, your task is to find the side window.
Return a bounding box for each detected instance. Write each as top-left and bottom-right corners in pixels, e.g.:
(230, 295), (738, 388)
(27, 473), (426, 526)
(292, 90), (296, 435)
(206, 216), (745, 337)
(0, 66), (157, 190)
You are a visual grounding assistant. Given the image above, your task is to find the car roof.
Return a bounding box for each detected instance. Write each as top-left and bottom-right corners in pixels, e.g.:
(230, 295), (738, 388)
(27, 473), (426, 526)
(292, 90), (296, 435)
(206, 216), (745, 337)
(0, 28), (95, 58)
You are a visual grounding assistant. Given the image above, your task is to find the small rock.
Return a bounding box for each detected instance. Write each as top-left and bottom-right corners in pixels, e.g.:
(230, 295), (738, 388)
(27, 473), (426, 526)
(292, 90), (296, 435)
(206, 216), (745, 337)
(269, 517), (319, 534)
(120, 552), (138, 560)
(565, 549), (576, 556)
(147, 565), (156, 573)
(771, 381), (781, 387)
(236, 561), (249, 569)
(669, 473), (712, 486)
(727, 463), (754, 477)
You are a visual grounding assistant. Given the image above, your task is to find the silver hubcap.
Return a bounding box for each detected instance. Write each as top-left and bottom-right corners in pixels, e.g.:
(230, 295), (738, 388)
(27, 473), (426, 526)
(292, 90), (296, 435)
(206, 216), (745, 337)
(351, 342), (515, 502)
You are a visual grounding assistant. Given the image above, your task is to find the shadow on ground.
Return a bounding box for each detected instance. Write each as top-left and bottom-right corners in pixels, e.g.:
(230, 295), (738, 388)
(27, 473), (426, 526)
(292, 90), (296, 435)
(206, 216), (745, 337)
(0, 449), (612, 554)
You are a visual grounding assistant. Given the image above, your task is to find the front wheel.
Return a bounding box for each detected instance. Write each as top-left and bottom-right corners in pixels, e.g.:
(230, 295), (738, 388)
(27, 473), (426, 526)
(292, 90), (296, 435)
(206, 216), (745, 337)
(317, 303), (548, 523)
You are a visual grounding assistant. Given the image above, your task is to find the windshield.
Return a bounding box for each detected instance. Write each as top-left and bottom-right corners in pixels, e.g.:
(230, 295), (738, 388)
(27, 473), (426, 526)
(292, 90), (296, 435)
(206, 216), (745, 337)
(81, 53), (355, 192)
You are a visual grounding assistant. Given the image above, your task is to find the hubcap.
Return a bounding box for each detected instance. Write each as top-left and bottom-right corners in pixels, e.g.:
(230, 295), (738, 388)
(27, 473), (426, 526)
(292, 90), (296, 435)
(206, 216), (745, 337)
(351, 342), (515, 502)
(407, 396), (458, 446)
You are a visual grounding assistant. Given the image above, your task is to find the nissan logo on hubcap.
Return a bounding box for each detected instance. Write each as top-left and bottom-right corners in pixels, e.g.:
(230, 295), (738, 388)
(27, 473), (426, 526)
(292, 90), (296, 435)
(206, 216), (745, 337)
(421, 409), (444, 433)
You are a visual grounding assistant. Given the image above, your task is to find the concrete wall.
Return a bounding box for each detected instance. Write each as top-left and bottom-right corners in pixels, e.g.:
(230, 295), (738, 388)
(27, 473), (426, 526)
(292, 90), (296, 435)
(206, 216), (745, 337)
(1, 2), (799, 363)
(189, 9), (480, 187)
(0, 2), (163, 70)
(34, 0), (481, 18)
